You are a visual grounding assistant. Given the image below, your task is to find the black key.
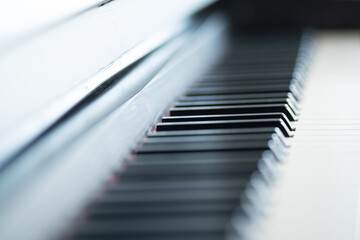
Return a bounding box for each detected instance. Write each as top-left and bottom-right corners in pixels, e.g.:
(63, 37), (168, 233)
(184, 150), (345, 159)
(143, 134), (288, 149)
(186, 84), (302, 100)
(88, 202), (237, 219)
(110, 177), (249, 191)
(144, 133), (274, 144)
(133, 150), (265, 163)
(169, 104), (297, 121)
(179, 92), (297, 103)
(75, 216), (228, 240)
(199, 72), (295, 82)
(133, 147), (284, 164)
(136, 140), (273, 154)
(109, 178), (249, 192)
(194, 79), (301, 87)
(161, 113), (295, 131)
(98, 188), (247, 204)
(147, 127), (279, 137)
(174, 98), (293, 107)
(217, 58), (297, 67)
(211, 62), (295, 70)
(207, 67), (295, 75)
(174, 98), (299, 115)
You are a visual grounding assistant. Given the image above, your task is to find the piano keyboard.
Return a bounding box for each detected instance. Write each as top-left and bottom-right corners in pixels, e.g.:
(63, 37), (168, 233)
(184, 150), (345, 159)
(69, 30), (314, 240)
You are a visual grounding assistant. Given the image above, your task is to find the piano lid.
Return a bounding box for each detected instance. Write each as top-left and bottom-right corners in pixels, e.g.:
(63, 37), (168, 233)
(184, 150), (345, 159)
(0, 0), (217, 166)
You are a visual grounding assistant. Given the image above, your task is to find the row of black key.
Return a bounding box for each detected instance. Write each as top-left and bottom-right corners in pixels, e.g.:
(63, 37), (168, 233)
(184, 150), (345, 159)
(71, 30), (314, 240)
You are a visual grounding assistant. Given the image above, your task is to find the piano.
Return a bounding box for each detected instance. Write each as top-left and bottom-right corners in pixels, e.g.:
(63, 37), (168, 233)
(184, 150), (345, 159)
(0, 1), (359, 240)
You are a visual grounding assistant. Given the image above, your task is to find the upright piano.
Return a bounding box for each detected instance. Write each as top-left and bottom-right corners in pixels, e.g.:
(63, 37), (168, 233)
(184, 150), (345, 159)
(0, 1), (360, 240)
